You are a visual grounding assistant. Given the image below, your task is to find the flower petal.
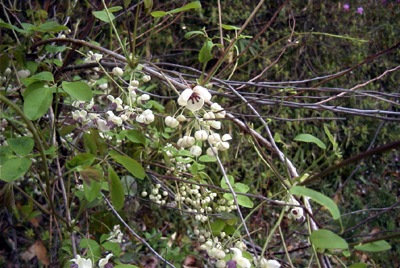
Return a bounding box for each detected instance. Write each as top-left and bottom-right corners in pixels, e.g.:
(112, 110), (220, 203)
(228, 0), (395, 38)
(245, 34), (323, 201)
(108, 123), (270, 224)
(186, 96), (204, 111)
(237, 258), (251, 268)
(178, 88), (193, 106)
(266, 259), (281, 268)
(193, 86), (211, 102)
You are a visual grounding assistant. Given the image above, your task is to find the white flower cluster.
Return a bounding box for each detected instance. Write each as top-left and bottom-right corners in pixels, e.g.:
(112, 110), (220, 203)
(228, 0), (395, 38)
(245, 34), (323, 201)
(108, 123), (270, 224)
(200, 236), (227, 260)
(141, 183), (168, 205)
(70, 253), (114, 268)
(164, 85), (230, 159)
(175, 185), (218, 223)
(70, 78), (155, 132)
(106, 224), (124, 243)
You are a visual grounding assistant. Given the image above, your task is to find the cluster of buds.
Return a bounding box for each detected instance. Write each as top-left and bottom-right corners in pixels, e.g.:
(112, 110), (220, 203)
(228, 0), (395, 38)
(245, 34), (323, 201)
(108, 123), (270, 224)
(141, 183), (168, 205)
(164, 85), (232, 159)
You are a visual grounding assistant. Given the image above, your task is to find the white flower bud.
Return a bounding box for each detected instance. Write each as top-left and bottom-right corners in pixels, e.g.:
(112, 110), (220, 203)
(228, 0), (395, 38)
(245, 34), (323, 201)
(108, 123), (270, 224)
(216, 260), (226, 268)
(141, 191), (148, 197)
(182, 136), (195, 148)
(215, 250), (226, 259)
(130, 80), (139, 87)
(4, 68), (11, 76)
(165, 116), (179, 128)
(112, 67), (124, 76)
(203, 112), (215, 120)
(17, 69), (30, 78)
(142, 75), (151, 82)
(176, 114), (186, 122)
(208, 133), (220, 144)
(209, 120), (221, 129)
(222, 134), (232, 141)
(206, 147), (218, 157)
(141, 94), (150, 101)
(217, 141), (230, 151)
(195, 130), (208, 141)
(190, 145), (202, 157)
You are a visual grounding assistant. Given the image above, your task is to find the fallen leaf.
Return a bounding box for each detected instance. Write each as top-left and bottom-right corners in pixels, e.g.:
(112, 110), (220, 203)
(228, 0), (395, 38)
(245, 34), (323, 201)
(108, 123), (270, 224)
(35, 240), (49, 265)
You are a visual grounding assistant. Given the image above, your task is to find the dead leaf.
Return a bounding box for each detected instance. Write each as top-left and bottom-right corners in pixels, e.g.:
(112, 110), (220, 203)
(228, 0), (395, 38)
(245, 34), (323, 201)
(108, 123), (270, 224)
(34, 240), (49, 266)
(22, 241), (49, 266)
(21, 244), (36, 262)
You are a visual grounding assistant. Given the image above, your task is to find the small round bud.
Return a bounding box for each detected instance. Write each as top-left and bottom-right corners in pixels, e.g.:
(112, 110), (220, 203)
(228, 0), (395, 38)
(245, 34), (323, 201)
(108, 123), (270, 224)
(142, 75), (151, 82)
(176, 114), (186, 122)
(141, 191), (148, 197)
(112, 67), (124, 76)
(17, 69), (30, 78)
(4, 68), (11, 76)
(190, 145), (202, 157)
(130, 80), (139, 87)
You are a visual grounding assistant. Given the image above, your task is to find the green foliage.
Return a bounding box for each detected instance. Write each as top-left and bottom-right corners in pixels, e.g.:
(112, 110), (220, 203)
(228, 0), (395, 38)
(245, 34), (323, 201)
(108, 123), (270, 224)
(310, 229), (348, 250)
(1, 1), (399, 267)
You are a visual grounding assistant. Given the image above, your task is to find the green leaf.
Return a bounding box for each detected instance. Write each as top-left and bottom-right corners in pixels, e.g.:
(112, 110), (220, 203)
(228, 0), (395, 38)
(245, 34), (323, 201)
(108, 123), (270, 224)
(62, 81), (93, 101)
(220, 175), (235, 189)
(178, 150), (192, 157)
(93, 10), (115, 22)
(83, 133), (98, 155)
(124, 129), (146, 145)
(169, 1), (201, 13)
(310, 229), (348, 249)
(0, 158), (31, 182)
(83, 178), (102, 202)
(211, 218), (226, 233)
(45, 45), (66, 53)
(223, 193), (254, 208)
(34, 21), (68, 32)
(0, 53), (9, 73)
(31, 71), (54, 82)
(23, 82), (46, 98)
(199, 155), (216, 162)
(354, 240), (391, 252)
(274, 132), (281, 143)
(324, 125), (337, 149)
(220, 24), (241, 30)
(150, 11), (168, 17)
(148, 100), (164, 112)
(151, 1), (201, 17)
(23, 87), (53, 120)
(108, 6), (123, 12)
(234, 183), (249, 193)
(79, 166), (103, 185)
(92, 6), (121, 22)
(184, 31), (204, 39)
(102, 241), (121, 257)
(112, 155), (145, 179)
(348, 264), (367, 268)
(121, 175), (137, 196)
(109, 167), (125, 210)
(290, 186), (340, 220)
(199, 40), (214, 63)
(294, 134), (326, 150)
(7, 137), (34, 156)
(236, 195), (253, 208)
(67, 153), (95, 169)
(79, 238), (101, 257)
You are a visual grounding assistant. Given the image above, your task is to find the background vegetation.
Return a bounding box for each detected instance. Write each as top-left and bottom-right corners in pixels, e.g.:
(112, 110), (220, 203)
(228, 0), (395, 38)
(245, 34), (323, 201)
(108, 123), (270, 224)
(0, 1), (399, 268)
